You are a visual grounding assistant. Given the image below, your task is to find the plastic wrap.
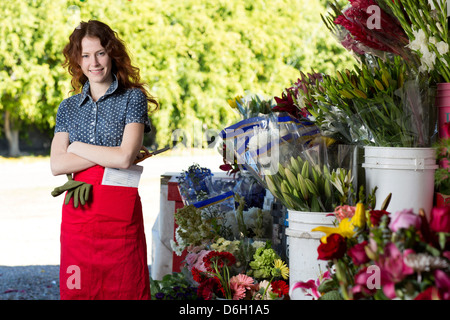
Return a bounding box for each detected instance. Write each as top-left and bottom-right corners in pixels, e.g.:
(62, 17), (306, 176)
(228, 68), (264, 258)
(221, 112), (357, 212)
(177, 164), (214, 205)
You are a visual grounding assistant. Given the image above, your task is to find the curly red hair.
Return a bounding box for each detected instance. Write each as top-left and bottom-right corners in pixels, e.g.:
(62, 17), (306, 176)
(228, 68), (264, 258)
(62, 20), (158, 112)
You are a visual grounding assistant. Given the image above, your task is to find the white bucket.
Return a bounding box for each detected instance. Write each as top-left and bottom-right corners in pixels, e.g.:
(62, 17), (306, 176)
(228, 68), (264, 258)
(362, 147), (438, 216)
(286, 210), (335, 300)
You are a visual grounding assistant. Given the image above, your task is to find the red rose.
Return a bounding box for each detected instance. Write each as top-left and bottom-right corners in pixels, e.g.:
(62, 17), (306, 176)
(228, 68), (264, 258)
(369, 210), (390, 227)
(317, 234), (347, 260)
(429, 207), (450, 233)
(348, 241), (369, 265)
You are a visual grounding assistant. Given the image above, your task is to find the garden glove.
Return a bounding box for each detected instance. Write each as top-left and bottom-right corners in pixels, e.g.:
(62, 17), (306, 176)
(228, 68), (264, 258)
(51, 174), (92, 208)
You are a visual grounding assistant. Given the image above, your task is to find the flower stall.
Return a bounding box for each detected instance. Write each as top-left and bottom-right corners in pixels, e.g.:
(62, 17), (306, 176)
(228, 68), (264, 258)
(152, 0), (450, 301)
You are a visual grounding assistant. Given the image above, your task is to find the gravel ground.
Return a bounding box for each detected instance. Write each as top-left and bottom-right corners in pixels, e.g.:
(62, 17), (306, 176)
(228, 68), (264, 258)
(0, 265), (60, 300)
(0, 149), (222, 300)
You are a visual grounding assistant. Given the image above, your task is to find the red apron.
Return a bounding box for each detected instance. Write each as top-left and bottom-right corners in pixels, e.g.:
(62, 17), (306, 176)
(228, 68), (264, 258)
(59, 165), (150, 300)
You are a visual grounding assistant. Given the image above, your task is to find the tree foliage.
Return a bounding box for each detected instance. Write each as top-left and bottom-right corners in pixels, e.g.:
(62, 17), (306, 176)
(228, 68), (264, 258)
(0, 0), (353, 153)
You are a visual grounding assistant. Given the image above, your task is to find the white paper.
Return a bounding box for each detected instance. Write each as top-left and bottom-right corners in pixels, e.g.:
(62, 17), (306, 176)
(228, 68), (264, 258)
(101, 165), (143, 188)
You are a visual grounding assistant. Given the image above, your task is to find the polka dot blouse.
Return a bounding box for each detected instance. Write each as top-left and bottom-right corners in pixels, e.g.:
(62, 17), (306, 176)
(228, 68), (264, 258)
(55, 75), (151, 147)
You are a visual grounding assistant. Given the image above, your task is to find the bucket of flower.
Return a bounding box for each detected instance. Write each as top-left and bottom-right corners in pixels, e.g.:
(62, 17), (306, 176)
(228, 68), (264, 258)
(169, 175), (290, 300)
(290, 195), (450, 300)
(302, 0), (444, 216)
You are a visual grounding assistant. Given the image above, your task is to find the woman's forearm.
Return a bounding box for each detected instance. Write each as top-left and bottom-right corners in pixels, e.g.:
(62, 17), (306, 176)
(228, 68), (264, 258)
(67, 142), (135, 169)
(51, 151), (96, 176)
(66, 123), (145, 169)
(50, 132), (96, 176)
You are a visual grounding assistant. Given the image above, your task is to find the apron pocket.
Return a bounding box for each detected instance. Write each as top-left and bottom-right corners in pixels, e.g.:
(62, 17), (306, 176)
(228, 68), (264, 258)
(90, 184), (139, 238)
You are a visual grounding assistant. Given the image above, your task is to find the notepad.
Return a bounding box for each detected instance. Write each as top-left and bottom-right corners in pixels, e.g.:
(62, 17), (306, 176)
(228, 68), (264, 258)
(101, 165), (144, 188)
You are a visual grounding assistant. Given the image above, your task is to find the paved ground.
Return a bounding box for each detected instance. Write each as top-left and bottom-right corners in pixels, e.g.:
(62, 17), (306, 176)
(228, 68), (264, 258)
(0, 148), (223, 299)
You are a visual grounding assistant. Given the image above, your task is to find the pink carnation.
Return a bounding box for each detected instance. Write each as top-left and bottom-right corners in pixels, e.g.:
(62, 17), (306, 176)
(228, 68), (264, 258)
(185, 249), (210, 272)
(333, 205), (356, 221)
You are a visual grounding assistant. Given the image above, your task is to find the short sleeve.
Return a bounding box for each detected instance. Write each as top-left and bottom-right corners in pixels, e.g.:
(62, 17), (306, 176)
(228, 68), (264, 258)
(126, 88), (151, 133)
(54, 100), (69, 133)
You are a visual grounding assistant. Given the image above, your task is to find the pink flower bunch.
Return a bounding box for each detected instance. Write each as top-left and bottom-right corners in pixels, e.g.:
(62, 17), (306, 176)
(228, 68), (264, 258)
(303, 205), (450, 300)
(184, 248), (211, 272)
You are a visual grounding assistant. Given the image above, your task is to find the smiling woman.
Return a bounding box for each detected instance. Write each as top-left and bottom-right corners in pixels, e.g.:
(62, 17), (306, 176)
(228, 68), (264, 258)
(50, 20), (159, 300)
(78, 37), (113, 101)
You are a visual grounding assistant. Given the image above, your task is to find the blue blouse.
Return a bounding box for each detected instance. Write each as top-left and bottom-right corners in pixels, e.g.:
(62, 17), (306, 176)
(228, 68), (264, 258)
(55, 75), (151, 147)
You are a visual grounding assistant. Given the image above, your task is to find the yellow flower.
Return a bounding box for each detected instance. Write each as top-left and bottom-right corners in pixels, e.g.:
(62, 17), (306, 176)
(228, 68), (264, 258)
(227, 95), (244, 109)
(352, 202), (365, 229)
(272, 259), (289, 280)
(312, 218), (356, 243)
(312, 203), (366, 242)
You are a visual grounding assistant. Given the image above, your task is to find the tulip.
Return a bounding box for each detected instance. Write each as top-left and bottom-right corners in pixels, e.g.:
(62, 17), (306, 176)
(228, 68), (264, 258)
(352, 202), (366, 229)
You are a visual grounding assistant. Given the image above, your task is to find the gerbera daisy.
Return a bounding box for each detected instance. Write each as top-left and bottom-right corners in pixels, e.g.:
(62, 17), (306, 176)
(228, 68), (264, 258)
(271, 280), (289, 298)
(272, 259), (289, 280)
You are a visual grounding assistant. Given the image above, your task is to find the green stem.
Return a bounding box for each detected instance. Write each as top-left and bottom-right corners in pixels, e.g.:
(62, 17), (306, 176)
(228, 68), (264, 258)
(261, 276), (274, 300)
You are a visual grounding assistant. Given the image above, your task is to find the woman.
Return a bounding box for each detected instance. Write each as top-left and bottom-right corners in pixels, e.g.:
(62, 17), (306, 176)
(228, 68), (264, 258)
(50, 20), (158, 300)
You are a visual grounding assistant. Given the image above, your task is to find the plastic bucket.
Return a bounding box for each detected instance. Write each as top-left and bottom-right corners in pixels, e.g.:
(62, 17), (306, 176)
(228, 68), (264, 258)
(437, 105), (450, 139)
(436, 83), (450, 138)
(286, 210), (335, 300)
(437, 83), (450, 91)
(363, 147), (438, 217)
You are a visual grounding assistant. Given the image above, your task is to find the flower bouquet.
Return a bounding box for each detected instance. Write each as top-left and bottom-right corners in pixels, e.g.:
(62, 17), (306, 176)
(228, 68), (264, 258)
(382, 0), (450, 83)
(177, 163), (214, 205)
(291, 201), (450, 300)
(187, 240), (289, 300)
(309, 0), (442, 148)
(303, 55), (436, 148)
(322, 0), (413, 64)
(220, 93), (275, 176)
(221, 112), (359, 211)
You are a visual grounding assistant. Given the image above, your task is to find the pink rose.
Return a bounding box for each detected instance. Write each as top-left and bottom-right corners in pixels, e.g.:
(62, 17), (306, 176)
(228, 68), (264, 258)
(348, 241), (369, 265)
(429, 207), (450, 233)
(388, 209), (421, 232)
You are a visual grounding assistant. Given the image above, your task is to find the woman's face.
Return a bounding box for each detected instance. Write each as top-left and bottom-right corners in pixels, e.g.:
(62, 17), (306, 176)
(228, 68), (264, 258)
(79, 36), (113, 86)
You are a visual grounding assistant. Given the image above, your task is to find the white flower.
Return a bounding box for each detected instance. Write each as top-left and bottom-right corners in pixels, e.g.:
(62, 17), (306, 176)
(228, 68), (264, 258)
(171, 227), (187, 256)
(407, 28), (427, 52)
(436, 41), (449, 56)
(422, 49), (437, 71)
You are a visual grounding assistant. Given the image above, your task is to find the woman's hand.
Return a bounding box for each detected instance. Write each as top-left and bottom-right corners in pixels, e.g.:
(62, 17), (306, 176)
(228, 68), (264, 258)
(134, 145), (153, 164)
